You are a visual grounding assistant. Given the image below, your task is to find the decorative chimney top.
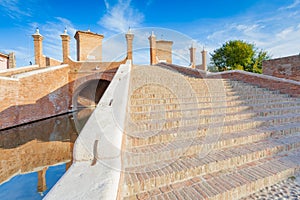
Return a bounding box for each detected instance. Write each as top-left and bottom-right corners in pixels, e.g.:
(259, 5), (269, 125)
(151, 31), (155, 37)
(127, 27), (132, 34)
(34, 27), (41, 35)
(63, 28), (68, 35)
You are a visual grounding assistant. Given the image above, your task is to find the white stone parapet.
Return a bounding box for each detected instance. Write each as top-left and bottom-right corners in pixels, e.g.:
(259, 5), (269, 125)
(44, 60), (132, 200)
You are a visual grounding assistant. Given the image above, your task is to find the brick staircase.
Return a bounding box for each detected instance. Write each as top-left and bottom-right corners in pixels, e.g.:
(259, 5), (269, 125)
(119, 65), (300, 200)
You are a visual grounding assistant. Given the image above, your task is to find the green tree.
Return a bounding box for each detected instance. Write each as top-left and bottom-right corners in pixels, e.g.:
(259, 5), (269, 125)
(210, 40), (270, 73)
(251, 50), (271, 74)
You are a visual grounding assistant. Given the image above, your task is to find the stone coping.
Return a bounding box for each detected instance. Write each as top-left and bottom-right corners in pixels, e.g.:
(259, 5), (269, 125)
(0, 65), (39, 77)
(44, 60), (132, 200)
(207, 70), (300, 86)
(158, 63), (300, 86)
(11, 64), (69, 79)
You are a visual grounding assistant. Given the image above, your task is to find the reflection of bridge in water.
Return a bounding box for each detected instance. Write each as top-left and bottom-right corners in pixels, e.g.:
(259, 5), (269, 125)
(0, 109), (93, 193)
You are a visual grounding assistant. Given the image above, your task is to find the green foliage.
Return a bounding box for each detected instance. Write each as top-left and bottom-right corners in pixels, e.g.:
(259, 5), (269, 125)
(210, 40), (270, 73)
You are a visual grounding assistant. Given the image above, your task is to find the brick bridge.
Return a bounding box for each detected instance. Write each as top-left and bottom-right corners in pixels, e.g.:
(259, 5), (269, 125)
(1, 27), (300, 199)
(0, 29), (132, 130)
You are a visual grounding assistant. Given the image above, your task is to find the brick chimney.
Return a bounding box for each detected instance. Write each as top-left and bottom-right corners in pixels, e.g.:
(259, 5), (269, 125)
(201, 49), (207, 71)
(60, 28), (70, 64)
(32, 28), (43, 67)
(148, 31), (157, 65)
(189, 44), (196, 68)
(125, 28), (134, 61)
(8, 52), (16, 68)
(74, 30), (104, 61)
(156, 40), (173, 64)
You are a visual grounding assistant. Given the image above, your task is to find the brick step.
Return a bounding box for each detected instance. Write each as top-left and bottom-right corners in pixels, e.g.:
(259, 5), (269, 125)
(127, 85), (290, 99)
(123, 150), (300, 200)
(123, 128), (273, 167)
(231, 88), (287, 96)
(129, 100), (246, 112)
(129, 93), (292, 105)
(241, 97), (299, 104)
(130, 75), (220, 84)
(256, 113), (300, 126)
(228, 82), (293, 94)
(127, 117), (263, 134)
(129, 95), (295, 106)
(256, 106), (300, 117)
(191, 83), (290, 95)
(189, 84), (233, 90)
(124, 120), (300, 167)
(189, 83), (276, 94)
(130, 96), (298, 108)
(129, 104), (251, 118)
(129, 100), (300, 114)
(266, 122), (300, 138)
(122, 135), (300, 197)
(249, 101), (300, 110)
(227, 83), (281, 92)
(129, 110), (255, 123)
(129, 90), (242, 100)
(130, 78), (228, 86)
(126, 121), (300, 148)
(229, 83), (293, 98)
(226, 93), (290, 101)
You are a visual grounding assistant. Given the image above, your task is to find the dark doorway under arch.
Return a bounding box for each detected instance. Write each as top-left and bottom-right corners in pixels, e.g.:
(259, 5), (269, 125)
(74, 79), (110, 109)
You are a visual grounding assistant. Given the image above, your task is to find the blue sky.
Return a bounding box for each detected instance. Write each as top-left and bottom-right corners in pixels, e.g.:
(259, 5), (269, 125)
(0, 0), (300, 66)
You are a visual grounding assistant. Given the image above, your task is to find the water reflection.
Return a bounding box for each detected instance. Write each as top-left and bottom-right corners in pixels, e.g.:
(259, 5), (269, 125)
(0, 108), (93, 199)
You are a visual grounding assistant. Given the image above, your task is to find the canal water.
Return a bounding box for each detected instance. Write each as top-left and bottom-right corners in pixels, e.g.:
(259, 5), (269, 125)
(0, 108), (93, 200)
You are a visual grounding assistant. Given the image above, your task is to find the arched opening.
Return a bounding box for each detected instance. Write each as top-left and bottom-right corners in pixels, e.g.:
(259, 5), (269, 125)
(73, 79), (110, 110)
(71, 79), (110, 132)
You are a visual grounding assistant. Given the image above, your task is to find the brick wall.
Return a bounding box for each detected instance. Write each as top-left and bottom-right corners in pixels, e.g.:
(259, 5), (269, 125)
(158, 64), (300, 97)
(43, 56), (62, 67)
(263, 55), (300, 81)
(0, 59), (122, 129)
(37, 56), (62, 67)
(0, 53), (9, 70)
(208, 70), (300, 97)
(0, 65), (71, 129)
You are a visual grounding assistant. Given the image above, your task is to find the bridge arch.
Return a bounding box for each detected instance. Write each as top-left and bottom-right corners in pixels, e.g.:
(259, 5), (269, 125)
(72, 78), (110, 110)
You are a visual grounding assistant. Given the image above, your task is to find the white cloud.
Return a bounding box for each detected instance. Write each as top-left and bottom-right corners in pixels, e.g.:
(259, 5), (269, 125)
(267, 25), (300, 57)
(279, 0), (300, 10)
(276, 27), (294, 39)
(188, 2), (300, 61)
(103, 0), (110, 9)
(0, 0), (32, 19)
(98, 0), (144, 33)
